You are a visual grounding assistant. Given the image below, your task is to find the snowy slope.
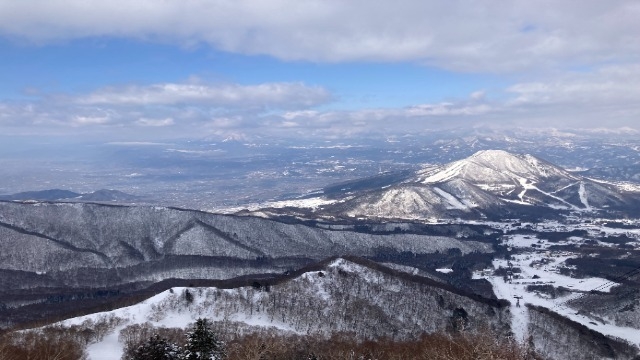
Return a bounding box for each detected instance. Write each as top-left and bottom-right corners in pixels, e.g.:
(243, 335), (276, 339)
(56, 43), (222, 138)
(473, 232), (640, 351)
(415, 150), (639, 211)
(0, 200), (493, 279)
(57, 258), (510, 359)
(285, 149), (640, 221)
(416, 150), (575, 185)
(342, 185), (458, 220)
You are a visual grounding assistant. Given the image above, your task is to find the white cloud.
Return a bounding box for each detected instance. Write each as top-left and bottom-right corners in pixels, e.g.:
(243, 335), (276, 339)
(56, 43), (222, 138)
(0, 80), (331, 136)
(2, 66), (640, 138)
(250, 65), (640, 135)
(1, 1), (639, 72)
(249, 97), (499, 137)
(71, 115), (110, 125)
(282, 110), (319, 121)
(508, 64), (640, 105)
(405, 103), (492, 117)
(75, 82), (331, 109)
(470, 91), (485, 101)
(208, 116), (244, 129)
(136, 117), (174, 127)
(498, 64), (640, 128)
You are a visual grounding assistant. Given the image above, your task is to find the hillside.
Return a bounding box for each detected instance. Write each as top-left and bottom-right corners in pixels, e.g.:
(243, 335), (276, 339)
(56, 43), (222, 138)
(0, 200), (494, 328)
(56, 257), (511, 359)
(12, 256), (635, 360)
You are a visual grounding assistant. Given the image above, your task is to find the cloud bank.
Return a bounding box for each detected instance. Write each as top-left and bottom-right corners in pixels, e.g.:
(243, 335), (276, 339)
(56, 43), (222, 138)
(2, 62), (639, 139)
(75, 82), (331, 109)
(1, 1), (639, 139)
(1, 0), (639, 72)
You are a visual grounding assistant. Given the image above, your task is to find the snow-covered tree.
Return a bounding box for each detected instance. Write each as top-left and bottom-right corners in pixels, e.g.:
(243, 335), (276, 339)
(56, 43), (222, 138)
(183, 319), (226, 360)
(128, 334), (182, 360)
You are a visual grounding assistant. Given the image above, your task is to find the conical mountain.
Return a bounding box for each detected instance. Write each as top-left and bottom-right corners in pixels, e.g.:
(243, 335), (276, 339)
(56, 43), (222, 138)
(294, 150), (640, 221)
(416, 150), (577, 185)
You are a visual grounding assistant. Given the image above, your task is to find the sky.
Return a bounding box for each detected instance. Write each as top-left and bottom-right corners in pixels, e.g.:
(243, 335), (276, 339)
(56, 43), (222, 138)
(1, 0), (640, 142)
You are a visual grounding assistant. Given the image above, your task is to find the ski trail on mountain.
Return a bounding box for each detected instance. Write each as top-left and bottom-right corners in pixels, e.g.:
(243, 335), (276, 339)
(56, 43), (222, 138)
(487, 276), (529, 343)
(579, 182), (591, 210)
(518, 178), (579, 210)
(433, 187), (468, 210)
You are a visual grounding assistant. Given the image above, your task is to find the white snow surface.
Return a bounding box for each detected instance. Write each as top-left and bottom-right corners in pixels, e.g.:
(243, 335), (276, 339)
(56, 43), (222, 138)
(59, 285), (301, 360)
(214, 196), (339, 213)
(433, 187), (469, 210)
(578, 181), (592, 210)
(419, 158), (467, 184)
(417, 150), (574, 185)
(476, 247), (640, 348)
(589, 178), (640, 193)
(435, 268), (453, 274)
(61, 290), (193, 360)
(345, 186), (444, 220)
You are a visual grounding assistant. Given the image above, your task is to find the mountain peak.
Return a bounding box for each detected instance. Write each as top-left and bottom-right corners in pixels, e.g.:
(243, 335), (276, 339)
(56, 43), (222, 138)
(469, 149), (518, 161)
(417, 149), (571, 185)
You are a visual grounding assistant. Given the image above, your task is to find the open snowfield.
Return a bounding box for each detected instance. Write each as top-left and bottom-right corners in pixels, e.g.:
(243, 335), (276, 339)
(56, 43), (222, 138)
(474, 232), (640, 348)
(61, 290), (192, 360)
(59, 287), (298, 360)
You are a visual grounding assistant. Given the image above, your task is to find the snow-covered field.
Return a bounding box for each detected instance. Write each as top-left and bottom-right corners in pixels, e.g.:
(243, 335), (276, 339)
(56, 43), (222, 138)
(60, 287), (299, 360)
(61, 290), (193, 360)
(474, 230), (640, 348)
(211, 196), (341, 214)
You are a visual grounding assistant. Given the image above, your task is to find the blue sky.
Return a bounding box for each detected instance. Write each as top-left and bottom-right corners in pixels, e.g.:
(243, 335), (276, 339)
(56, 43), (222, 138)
(1, 1), (639, 141)
(3, 38), (499, 108)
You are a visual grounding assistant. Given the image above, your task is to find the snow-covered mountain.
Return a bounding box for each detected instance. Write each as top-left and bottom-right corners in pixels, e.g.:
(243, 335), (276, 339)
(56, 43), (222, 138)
(46, 257), (640, 360)
(58, 257), (512, 359)
(0, 200), (495, 328)
(416, 150), (574, 185)
(252, 150), (640, 221)
(412, 149), (630, 210)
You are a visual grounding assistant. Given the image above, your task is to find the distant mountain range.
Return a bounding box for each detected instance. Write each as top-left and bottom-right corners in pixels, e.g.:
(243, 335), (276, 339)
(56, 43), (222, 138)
(249, 149), (640, 221)
(0, 189), (139, 202)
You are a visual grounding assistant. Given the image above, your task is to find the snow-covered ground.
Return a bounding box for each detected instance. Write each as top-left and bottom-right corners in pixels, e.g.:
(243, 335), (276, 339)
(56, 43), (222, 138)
(436, 268), (454, 274)
(211, 196), (340, 214)
(458, 218), (640, 247)
(433, 187), (469, 210)
(474, 236), (640, 348)
(59, 287), (298, 360)
(61, 290), (192, 360)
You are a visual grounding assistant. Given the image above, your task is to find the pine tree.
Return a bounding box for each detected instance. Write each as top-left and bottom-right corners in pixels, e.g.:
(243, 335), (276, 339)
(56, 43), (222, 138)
(128, 334), (182, 360)
(183, 318), (226, 360)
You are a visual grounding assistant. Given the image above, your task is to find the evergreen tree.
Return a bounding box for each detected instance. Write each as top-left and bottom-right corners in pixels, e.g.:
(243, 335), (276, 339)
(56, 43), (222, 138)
(128, 334), (182, 360)
(184, 289), (194, 304)
(184, 318), (226, 360)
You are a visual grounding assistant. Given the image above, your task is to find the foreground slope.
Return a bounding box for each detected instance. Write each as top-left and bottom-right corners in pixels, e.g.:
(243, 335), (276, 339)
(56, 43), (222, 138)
(53, 257), (639, 360)
(58, 257), (511, 360)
